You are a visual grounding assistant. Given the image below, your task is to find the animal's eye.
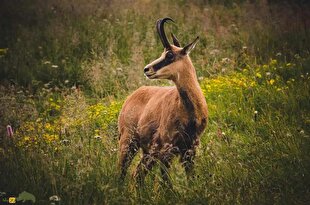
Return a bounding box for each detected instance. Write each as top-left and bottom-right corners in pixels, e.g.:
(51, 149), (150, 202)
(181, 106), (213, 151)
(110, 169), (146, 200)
(166, 51), (174, 59)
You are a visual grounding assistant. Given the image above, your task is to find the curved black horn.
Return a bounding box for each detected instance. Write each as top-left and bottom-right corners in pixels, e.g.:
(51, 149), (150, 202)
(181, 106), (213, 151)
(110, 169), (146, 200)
(156, 17), (174, 50)
(171, 33), (181, 47)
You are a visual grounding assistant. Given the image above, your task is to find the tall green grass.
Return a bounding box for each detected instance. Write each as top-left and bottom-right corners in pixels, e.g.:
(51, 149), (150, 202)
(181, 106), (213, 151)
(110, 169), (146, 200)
(1, 57), (309, 204)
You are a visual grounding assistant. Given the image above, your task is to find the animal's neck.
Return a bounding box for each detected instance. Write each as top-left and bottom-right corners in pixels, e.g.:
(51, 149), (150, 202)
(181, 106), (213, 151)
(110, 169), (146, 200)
(173, 59), (205, 118)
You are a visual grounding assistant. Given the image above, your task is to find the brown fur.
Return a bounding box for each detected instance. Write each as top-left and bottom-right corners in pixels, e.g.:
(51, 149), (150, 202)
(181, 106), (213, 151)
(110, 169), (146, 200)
(118, 45), (208, 185)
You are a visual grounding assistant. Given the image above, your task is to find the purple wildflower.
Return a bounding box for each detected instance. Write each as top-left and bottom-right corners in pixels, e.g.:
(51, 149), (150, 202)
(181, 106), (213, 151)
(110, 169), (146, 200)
(6, 125), (13, 137)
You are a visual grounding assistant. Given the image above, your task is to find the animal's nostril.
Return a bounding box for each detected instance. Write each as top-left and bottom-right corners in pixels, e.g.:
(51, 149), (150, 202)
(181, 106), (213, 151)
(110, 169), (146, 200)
(144, 67), (150, 73)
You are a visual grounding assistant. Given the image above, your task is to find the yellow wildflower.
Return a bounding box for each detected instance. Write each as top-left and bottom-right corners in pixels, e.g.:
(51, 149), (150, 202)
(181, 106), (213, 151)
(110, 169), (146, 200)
(45, 123), (52, 130)
(256, 73), (262, 78)
(269, 79), (275, 85)
(24, 136), (30, 141)
(270, 59), (277, 66)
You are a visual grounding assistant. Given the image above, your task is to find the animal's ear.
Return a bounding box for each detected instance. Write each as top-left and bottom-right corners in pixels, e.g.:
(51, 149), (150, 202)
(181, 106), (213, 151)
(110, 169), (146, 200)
(181, 36), (199, 55)
(171, 33), (181, 47)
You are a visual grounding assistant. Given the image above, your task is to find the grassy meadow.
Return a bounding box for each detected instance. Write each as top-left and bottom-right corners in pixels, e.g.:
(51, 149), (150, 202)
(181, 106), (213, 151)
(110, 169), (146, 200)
(0, 0), (310, 204)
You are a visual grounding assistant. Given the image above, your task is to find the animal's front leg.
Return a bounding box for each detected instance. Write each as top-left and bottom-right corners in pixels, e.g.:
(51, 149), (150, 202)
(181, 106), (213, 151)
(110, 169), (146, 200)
(180, 149), (196, 180)
(160, 163), (171, 187)
(160, 144), (179, 188)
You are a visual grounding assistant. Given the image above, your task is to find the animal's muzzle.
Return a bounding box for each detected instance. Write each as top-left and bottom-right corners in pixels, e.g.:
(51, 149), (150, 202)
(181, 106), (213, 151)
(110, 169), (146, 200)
(144, 67), (150, 73)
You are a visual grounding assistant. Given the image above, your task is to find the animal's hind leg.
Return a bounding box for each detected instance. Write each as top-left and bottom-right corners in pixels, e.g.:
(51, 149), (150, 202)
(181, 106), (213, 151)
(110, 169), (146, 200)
(133, 154), (156, 186)
(119, 133), (139, 182)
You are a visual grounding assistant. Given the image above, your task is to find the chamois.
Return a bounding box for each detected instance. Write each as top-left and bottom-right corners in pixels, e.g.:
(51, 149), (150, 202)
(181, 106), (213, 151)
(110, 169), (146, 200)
(118, 17), (208, 185)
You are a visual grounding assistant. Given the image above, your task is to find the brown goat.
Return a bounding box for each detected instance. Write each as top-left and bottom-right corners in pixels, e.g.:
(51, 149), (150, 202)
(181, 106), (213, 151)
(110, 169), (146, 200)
(118, 18), (208, 185)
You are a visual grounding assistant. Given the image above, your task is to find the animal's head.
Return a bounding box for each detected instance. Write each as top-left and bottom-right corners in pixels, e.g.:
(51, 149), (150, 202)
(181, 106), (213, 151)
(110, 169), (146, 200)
(144, 17), (199, 81)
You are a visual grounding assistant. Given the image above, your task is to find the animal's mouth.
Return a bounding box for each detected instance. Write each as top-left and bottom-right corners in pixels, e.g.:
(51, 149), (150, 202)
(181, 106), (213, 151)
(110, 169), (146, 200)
(145, 72), (157, 79)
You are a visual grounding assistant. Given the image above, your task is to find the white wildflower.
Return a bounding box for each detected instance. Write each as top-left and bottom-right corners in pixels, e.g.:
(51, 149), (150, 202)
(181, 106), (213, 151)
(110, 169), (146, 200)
(94, 135), (102, 140)
(49, 195), (61, 202)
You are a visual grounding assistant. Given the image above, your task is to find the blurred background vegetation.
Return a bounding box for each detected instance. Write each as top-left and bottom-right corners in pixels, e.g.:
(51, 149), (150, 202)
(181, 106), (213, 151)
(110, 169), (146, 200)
(0, 0), (309, 204)
(1, 0), (309, 94)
